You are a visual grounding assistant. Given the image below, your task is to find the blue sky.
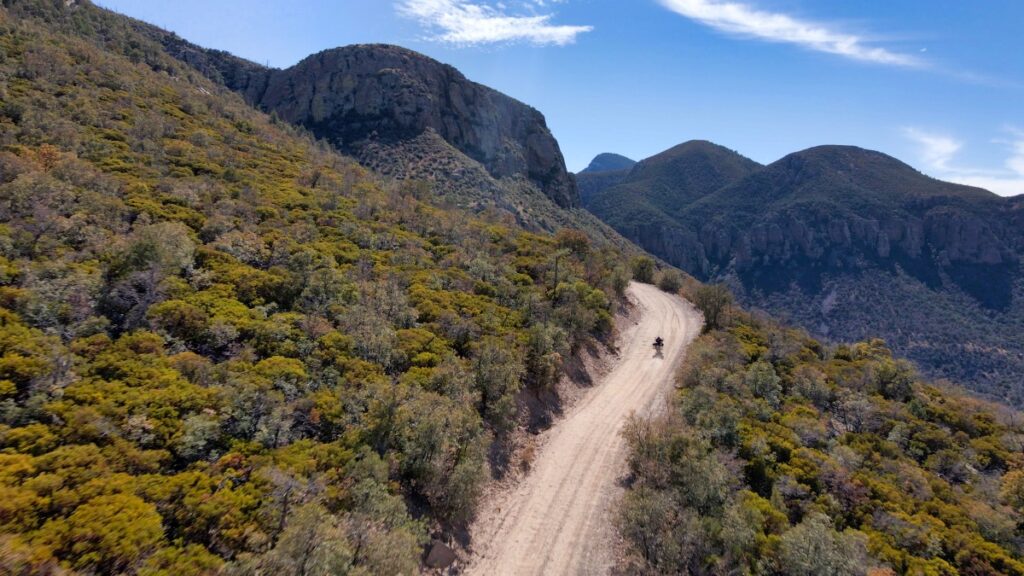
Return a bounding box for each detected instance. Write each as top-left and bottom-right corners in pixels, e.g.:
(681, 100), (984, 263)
(97, 0), (1024, 195)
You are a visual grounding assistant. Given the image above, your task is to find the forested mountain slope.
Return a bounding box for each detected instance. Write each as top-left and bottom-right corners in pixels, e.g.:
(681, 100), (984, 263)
(594, 141), (762, 217)
(582, 143), (1024, 406)
(576, 153), (637, 207)
(0, 2), (631, 573)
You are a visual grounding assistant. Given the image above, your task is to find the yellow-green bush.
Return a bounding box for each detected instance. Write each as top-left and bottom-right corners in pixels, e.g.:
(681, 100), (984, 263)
(0, 2), (627, 572)
(619, 310), (1024, 575)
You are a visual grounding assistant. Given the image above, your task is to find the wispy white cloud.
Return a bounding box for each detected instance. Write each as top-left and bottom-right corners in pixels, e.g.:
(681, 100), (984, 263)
(942, 176), (1024, 197)
(903, 127), (1024, 197)
(903, 128), (961, 171)
(657, 0), (921, 67)
(1006, 132), (1024, 177)
(397, 0), (592, 46)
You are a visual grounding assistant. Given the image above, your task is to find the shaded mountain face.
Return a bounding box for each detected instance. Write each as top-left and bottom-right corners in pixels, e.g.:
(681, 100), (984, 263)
(586, 142), (1024, 405)
(578, 141), (761, 214)
(683, 146), (1016, 282)
(577, 169), (629, 208)
(576, 153), (635, 207)
(617, 140), (763, 209)
(580, 153), (635, 174)
(578, 141), (762, 268)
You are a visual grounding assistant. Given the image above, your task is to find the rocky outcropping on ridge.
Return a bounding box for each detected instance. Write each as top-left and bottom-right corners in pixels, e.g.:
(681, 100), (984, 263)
(255, 45), (579, 209)
(131, 25), (581, 210)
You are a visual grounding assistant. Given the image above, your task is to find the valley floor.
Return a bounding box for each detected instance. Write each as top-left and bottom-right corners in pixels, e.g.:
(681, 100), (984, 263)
(466, 283), (702, 575)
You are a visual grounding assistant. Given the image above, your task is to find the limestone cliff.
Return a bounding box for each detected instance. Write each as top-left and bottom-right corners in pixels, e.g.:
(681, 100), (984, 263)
(259, 45), (578, 209)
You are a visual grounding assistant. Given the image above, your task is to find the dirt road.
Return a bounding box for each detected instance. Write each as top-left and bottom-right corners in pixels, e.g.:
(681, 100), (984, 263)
(466, 282), (702, 575)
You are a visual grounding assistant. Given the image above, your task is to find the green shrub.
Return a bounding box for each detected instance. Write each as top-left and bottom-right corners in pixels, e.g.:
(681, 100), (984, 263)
(631, 256), (656, 283)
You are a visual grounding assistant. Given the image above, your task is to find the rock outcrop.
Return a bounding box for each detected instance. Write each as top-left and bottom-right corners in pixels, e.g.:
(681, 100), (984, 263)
(134, 34), (580, 209)
(255, 45), (579, 208)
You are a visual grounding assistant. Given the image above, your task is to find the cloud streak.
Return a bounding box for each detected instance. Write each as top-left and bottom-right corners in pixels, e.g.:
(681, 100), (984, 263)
(1007, 134), (1024, 177)
(658, 0), (920, 67)
(903, 128), (961, 171)
(904, 127), (1024, 197)
(397, 0), (592, 46)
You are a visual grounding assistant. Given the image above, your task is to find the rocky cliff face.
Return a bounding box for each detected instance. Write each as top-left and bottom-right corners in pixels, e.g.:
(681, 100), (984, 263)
(683, 207), (1017, 274)
(254, 45), (578, 209)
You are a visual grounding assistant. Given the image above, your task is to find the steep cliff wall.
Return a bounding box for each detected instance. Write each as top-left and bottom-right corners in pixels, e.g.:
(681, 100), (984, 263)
(256, 45), (579, 209)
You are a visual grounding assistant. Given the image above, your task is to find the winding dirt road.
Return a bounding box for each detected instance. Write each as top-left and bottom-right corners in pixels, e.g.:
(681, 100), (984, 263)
(466, 282), (702, 575)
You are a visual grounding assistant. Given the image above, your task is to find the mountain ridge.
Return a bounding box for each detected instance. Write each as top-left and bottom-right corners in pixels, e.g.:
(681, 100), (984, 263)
(141, 32), (583, 212)
(22, 3), (587, 222)
(581, 141), (1024, 404)
(580, 153), (635, 174)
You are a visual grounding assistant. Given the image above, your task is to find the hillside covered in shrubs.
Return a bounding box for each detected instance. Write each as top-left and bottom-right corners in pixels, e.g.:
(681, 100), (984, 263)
(5, 2), (1024, 575)
(619, 287), (1024, 575)
(0, 3), (629, 573)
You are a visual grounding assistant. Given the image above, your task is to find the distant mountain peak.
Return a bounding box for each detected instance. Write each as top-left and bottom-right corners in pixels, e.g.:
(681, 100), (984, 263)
(664, 139), (728, 153)
(643, 139), (752, 162)
(780, 144), (915, 172)
(580, 153), (636, 174)
(758, 144), (999, 205)
(614, 140), (762, 207)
